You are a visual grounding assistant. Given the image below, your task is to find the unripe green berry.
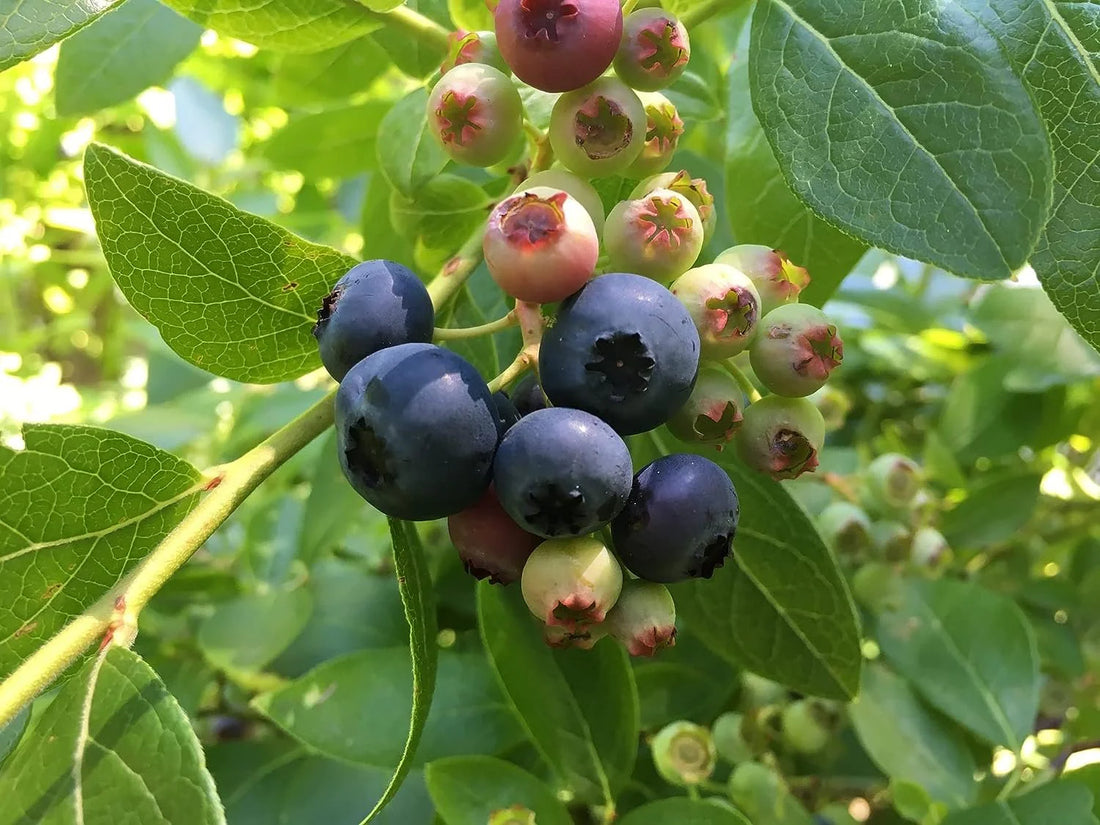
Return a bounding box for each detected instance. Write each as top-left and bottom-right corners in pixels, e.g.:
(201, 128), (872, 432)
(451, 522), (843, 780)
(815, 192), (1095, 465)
(441, 30), (509, 74)
(613, 8), (690, 92)
(650, 721), (716, 787)
(871, 520), (912, 561)
(630, 170), (716, 240)
(711, 712), (753, 764)
(715, 244), (810, 314)
(427, 63), (523, 167)
(911, 526), (951, 568)
(749, 304), (843, 397)
(489, 806), (536, 825)
(866, 453), (922, 510)
(817, 501), (873, 555)
(627, 92), (683, 178)
(740, 672), (787, 709)
(549, 77), (646, 178)
(521, 537), (623, 630)
(728, 762), (799, 823)
(737, 395), (826, 480)
(604, 580), (676, 657)
(667, 366), (746, 447)
(671, 263), (762, 358)
(780, 699), (830, 754)
(605, 188), (703, 283)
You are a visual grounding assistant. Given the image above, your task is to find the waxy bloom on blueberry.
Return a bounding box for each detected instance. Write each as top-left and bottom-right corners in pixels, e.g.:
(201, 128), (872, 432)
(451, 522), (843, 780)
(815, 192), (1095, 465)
(427, 63), (523, 167)
(604, 188), (702, 283)
(494, 0), (622, 92)
(716, 244), (810, 314)
(521, 536), (623, 629)
(667, 366), (746, 448)
(749, 304), (843, 397)
(484, 186), (598, 303)
(614, 8), (690, 92)
(737, 395), (825, 480)
(672, 263), (762, 359)
(628, 92), (684, 178)
(604, 580), (676, 656)
(549, 77), (646, 178)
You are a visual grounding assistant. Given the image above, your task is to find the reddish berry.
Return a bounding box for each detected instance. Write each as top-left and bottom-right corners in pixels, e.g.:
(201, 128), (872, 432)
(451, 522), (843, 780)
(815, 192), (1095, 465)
(671, 263), (763, 359)
(441, 30), (509, 74)
(749, 304), (843, 397)
(523, 168), (606, 234)
(427, 63), (523, 167)
(737, 395), (825, 480)
(483, 186), (598, 303)
(494, 0), (622, 92)
(520, 536), (623, 630)
(715, 244), (810, 314)
(667, 365), (746, 447)
(448, 486), (542, 585)
(549, 77), (646, 178)
(628, 92), (684, 178)
(613, 8), (690, 92)
(604, 580), (676, 657)
(632, 169), (716, 240)
(604, 188), (703, 283)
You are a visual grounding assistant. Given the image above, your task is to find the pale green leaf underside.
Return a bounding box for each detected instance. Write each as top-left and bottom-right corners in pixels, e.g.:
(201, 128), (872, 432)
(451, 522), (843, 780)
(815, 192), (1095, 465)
(157, 0), (383, 52)
(0, 0), (124, 72)
(55, 0), (202, 117)
(0, 425), (202, 680)
(0, 646), (224, 825)
(84, 142), (356, 383)
(751, 0), (1053, 280)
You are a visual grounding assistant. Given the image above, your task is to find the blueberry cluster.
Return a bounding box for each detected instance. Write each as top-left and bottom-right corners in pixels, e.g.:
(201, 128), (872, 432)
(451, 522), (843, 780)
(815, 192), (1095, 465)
(314, 1), (845, 658)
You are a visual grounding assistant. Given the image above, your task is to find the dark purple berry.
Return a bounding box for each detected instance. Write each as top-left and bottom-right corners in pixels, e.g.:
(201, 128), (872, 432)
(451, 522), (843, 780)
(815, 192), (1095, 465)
(611, 453), (739, 583)
(510, 372), (548, 415)
(492, 391), (522, 436)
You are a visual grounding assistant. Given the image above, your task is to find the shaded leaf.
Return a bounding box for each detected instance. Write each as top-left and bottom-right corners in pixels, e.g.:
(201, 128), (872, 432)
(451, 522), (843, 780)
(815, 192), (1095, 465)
(425, 755), (573, 825)
(941, 780), (1098, 825)
(377, 87), (451, 197)
(260, 102), (391, 179)
(619, 799), (752, 825)
(941, 472), (1042, 550)
(197, 587), (313, 673)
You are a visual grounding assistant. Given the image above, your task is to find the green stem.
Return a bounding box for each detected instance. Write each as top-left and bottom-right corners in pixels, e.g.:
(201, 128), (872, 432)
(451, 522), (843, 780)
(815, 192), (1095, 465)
(621, 0), (641, 15)
(0, 391), (336, 729)
(361, 3), (451, 53)
(722, 359), (763, 403)
(486, 301), (545, 392)
(996, 755), (1025, 801)
(487, 354), (532, 393)
(434, 310), (517, 340)
(427, 226), (486, 310)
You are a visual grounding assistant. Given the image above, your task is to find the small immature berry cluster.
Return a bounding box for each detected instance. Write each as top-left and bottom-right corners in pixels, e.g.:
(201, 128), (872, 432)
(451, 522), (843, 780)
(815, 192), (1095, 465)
(312, 0), (845, 659)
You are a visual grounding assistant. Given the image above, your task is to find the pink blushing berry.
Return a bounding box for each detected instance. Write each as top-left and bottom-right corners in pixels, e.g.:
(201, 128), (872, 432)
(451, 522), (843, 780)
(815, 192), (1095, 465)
(605, 188), (703, 282)
(749, 304), (843, 397)
(614, 8), (691, 92)
(427, 63), (523, 167)
(628, 92), (684, 178)
(671, 263), (763, 359)
(716, 244), (811, 314)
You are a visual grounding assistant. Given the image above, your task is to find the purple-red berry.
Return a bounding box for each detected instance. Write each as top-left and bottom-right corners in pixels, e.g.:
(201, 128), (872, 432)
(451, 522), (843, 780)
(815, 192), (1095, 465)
(667, 366), (746, 447)
(520, 536), (623, 629)
(483, 186), (598, 303)
(448, 486), (542, 585)
(494, 0), (622, 93)
(671, 263), (762, 359)
(604, 188), (703, 283)
(715, 244), (810, 314)
(631, 170), (716, 240)
(428, 63), (523, 167)
(613, 8), (690, 92)
(627, 92), (684, 178)
(604, 580), (676, 657)
(441, 30), (509, 74)
(749, 304), (843, 397)
(736, 395), (825, 480)
(549, 77), (646, 178)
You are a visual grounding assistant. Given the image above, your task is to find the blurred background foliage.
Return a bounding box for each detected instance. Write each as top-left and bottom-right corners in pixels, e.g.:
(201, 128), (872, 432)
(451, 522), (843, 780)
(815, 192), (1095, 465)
(2, 7), (1100, 823)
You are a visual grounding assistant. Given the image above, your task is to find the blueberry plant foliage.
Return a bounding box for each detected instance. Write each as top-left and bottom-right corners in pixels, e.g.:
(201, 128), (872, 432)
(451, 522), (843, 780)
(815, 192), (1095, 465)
(0, 0), (1098, 824)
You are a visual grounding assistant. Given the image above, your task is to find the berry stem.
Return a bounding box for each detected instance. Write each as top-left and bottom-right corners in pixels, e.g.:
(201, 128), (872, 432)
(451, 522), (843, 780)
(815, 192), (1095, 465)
(433, 310), (518, 340)
(0, 389), (337, 729)
(357, 2), (451, 52)
(487, 354), (532, 393)
(721, 359), (763, 403)
(427, 225), (487, 310)
(486, 302), (545, 392)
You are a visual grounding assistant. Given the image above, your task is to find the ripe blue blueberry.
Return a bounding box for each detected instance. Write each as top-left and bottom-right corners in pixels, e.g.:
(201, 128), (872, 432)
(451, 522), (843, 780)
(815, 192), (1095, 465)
(492, 391), (521, 436)
(335, 343), (498, 520)
(313, 259), (434, 381)
(611, 453), (739, 582)
(510, 373), (548, 415)
(540, 273), (700, 435)
(493, 407), (633, 538)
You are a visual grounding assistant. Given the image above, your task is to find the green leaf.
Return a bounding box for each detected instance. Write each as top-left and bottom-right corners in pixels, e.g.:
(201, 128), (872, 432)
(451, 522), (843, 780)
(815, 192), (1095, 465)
(941, 472), (1042, 550)
(377, 87), (451, 197)
(54, 0), (202, 116)
(666, 71), (722, 123)
(0, 705), (30, 769)
(941, 780), (1098, 825)
(750, 0), (1052, 280)
(0, 0), (124, 72)
(633, 631), (739, 730)
(260, 102), (391, 179)
(362, 518), (439, 823)
(849, 663), (979, 809)
(618, 799), (752, 825)
(872, 577), (1039, 749)
(477, 582), (639, 806)
(425, 755), (573, 825)
(253, 647), (522, 766)
(197, 587), (313, 673)
(368, 0), (450, 79)
(0, 425), (202, 680)
(959, 0), (1100, 350)
(271, 38), (390, 106)
(158, 0), (383, 52)
(83, 142), (356, 383)
(447, 0), (494, 32)
(391, 175), (492, 273)
(651, 432), (862, 700)
(724, 9), (866, 306)
(0, 647), (224, 824)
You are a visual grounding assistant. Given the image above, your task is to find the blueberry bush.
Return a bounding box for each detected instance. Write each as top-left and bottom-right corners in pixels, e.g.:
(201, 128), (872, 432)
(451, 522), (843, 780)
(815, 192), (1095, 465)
(0, 1), (1099, 824)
